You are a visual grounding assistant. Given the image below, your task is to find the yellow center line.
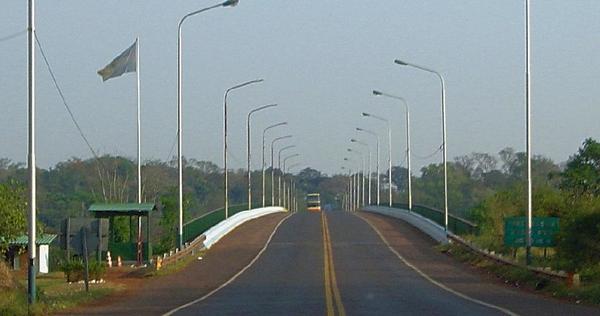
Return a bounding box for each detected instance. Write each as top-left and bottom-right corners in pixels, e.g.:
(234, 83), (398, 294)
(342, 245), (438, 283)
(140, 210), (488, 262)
(322, 212), (335, 316)
(322, 212), (346, 316)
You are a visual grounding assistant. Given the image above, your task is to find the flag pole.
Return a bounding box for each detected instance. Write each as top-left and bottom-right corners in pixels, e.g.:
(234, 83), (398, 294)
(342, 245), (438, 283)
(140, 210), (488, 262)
(136, 37), (143, 265)
(27, 0), (37, 305)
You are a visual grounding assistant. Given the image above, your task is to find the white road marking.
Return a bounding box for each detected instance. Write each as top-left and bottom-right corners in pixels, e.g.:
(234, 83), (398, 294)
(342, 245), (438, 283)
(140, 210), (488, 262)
(356, 213), (520, 316)
(163, 213), (294, 316)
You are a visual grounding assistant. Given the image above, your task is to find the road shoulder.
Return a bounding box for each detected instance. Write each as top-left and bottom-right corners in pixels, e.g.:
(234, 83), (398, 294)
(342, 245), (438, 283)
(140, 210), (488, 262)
(358, 211), (600, 316)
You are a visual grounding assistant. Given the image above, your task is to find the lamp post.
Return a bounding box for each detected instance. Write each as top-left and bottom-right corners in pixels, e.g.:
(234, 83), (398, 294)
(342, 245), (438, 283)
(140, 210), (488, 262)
(247, 104), (277, 210)
(347, 148), (365, 207)
(27, 0), (36, 304)
(224, 79), (264, 218)
(176, 0), (239, 248)
(271, 135), (292, 205)
(282, 153), (299, 208)
(278, 145), (296, 205)
(262, 122), (287, 207)
(287, 162), (301, 211)
(373, 90), (412, 211)
(362, 112), (393, 207)
(351, 139), (371, 205)
(394, 59), (447, 231)
(357, 128), (379, 206)
(344, 157), (356, 211)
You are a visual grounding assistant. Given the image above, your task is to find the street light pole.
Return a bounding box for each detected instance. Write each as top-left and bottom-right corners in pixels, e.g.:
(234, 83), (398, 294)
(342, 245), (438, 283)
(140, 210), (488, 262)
(282, 154), (299, 208)
(363, 112), (392, 207)
(351, 139), (371, 205)
(357, 128), (380, 205)
(347, 148), (365, 207)
(373, 90), (412, 211)
(224, 79), (264, 218)
(271, 135), (292, 205)
(176, 0), (239, 248)
(262, 123), (287, 207)
(278, 145), (296, 205)
(525, 0), (533, 265)
(247, 104), (277, 210)
(394, 59), (447, 230)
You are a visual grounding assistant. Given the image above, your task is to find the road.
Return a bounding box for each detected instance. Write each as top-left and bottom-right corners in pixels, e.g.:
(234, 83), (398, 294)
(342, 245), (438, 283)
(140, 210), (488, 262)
(167, 210), (599, 315)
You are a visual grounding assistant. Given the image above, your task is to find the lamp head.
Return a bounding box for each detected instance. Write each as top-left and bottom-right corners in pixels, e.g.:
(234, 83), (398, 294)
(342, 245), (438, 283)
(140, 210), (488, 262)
(356, 127), (363, 131)
(222, 0), (239, 7)
(347, 148), (352, 152)
(361, 112), (370, 117)
(350, 139), (357, 142)
(344, 158), (349, 161)
(372, 90), (383, 96)
(394, 59), (408, 66)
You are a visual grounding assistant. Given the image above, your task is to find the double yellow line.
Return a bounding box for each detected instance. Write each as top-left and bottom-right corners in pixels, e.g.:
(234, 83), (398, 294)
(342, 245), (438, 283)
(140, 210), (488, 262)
(321, 212), (346, 316)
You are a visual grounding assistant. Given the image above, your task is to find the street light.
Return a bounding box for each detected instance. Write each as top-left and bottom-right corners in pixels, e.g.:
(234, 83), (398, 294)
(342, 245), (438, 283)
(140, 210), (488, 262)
(247, 104), (277, 210)
(347, 148), (365, 207)
(278, 145), (296, 205)
(344, 157), (358, 211)
(394, 58), (448, 231)
(357, 128), (380, 205)
(176, 0), (239, 248)
(362, 112), (393, 207)
(341, 166), (352, 211)
(373, 90), (412, 211)
(271, 135), (292, 205)
(351, 139), (372, 205)
(282, 152), (299, 208)
(262, 122), (287, 207)
(286, 162), (301, 211)
(525, 0), (533, 265)
(224, 79), (264, 218)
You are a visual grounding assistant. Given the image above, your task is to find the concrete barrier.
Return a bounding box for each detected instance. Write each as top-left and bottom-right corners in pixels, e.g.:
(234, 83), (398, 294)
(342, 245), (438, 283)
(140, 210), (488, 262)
(363, 206), (448, 244)
(203, 206), (287, 249)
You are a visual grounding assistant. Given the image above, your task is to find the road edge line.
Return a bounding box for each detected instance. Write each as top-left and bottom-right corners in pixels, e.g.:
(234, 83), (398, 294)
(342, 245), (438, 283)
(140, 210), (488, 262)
(162, 212), (294, 316)
(355, 213), (520, 316)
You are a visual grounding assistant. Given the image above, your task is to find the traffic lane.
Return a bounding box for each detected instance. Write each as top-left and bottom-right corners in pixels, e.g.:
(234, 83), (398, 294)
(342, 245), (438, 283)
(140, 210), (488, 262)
(174, 211), (326, 316)
(326, 210), (506, 316)
(359, 211), (600, 316)
(59, 212), (290, 316)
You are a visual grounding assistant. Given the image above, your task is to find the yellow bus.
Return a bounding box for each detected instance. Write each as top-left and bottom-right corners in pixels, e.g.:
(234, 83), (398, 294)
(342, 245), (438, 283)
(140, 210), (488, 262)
(306, 193), (321, 212)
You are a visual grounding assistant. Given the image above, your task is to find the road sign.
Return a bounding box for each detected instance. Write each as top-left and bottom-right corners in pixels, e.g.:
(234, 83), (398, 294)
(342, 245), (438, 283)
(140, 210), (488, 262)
(504, 216), (559, 247)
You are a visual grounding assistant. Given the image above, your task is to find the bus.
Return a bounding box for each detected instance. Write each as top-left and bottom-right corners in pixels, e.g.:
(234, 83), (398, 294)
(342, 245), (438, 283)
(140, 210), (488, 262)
(306, 193), (321, 212)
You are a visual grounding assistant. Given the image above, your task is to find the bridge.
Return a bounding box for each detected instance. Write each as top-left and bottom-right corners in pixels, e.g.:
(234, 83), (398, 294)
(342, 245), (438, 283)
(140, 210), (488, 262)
(59, 206), (599, 316)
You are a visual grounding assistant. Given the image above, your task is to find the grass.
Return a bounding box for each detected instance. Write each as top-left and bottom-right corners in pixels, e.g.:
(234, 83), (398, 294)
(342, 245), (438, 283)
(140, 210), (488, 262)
(0, 272), (123, 316)
(440, 242), (600, 305)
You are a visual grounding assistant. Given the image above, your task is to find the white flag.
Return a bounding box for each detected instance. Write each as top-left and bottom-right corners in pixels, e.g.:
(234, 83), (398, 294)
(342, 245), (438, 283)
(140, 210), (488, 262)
(97, 40), (137, 82)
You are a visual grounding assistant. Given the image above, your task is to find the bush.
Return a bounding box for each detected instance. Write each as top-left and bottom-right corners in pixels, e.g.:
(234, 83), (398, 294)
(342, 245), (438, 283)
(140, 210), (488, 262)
(0, 260), (16, 290)
(60, 259), (84, 282)
(88, 261), (106, 281)
(556, 212), (600, 270)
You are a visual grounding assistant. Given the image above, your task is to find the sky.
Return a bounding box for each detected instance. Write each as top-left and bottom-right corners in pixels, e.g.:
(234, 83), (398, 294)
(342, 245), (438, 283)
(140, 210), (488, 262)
(1, 0), (600, 176)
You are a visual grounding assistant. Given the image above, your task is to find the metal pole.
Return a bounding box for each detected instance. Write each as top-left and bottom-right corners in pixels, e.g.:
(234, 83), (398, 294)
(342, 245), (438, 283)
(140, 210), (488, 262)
(224, 79), (264, 217)
(136, 38), (143, 265)
(387, 122), (392, 207)
(394, 60), (447, 230)
(271, 136), (292, 205)
(27, 0), (36, 304)
(278, 146), (295, 205)
(247, 104), (277, 210)
(262, 123), (286, 207)
(525, 0), (533, 265)
(176, 0), (236, 249)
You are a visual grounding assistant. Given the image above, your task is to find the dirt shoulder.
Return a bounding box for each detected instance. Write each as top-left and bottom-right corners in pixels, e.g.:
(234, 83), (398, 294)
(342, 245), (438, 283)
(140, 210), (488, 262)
(358, 211), (600, 316)
(56, 212), (290, 316)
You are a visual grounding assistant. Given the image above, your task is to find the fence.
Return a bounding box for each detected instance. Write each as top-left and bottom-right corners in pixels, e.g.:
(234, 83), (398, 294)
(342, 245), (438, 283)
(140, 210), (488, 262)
(182, 204), (247, 243)
(381, 203), (478, 236)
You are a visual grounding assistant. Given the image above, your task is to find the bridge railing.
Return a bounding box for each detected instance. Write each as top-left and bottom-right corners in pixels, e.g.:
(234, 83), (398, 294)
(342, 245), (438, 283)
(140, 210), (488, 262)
(379, 203), (478, 236)
(182, 204), (248, 243)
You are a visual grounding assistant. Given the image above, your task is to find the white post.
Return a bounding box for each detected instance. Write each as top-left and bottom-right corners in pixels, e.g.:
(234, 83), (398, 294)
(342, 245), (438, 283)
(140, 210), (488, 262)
(136, 38), (143, 265)
(27, 0), (37, 303)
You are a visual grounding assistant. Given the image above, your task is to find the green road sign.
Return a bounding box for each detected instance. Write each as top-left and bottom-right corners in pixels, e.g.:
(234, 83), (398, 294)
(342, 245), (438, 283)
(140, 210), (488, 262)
(504, 216), (560, 247)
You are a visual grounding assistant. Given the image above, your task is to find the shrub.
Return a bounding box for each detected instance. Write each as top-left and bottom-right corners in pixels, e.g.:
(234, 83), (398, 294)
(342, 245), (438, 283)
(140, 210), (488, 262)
(556, 212), (600, 270)
(60, 259), (84, 282)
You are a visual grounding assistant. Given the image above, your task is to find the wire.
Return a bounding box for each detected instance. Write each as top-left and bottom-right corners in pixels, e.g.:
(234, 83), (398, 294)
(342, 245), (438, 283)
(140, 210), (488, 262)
(164, 133), (178, 165)
(34, 32), (102, 163)
(413, 144), (443, 160)
(0, 30), (26, 43)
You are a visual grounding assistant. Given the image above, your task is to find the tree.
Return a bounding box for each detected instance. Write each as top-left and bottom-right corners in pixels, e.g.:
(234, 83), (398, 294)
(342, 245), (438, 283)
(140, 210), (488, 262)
(560, 138), (600, 198)
(0, 182), (27, 254)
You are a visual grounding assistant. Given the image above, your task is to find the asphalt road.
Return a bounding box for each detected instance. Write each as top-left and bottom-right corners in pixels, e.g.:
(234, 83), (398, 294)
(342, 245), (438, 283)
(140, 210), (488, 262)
(170, 211), (510, 315)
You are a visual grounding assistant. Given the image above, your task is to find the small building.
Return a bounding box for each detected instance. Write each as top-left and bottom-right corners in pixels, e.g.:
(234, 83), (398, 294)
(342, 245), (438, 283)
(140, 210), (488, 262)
(5, 234), (57, 274)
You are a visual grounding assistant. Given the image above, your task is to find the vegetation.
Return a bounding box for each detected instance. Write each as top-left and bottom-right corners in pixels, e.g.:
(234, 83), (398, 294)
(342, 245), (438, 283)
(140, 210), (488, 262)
(0, 181), (27, 254)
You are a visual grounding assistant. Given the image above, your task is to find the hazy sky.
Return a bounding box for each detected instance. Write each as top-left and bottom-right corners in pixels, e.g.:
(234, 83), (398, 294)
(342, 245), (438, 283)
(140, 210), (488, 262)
(2, 1), (600, 175)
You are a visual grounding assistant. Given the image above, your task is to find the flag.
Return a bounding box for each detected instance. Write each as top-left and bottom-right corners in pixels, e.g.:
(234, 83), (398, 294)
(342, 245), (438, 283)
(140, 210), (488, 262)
(97, 40), (137, 81)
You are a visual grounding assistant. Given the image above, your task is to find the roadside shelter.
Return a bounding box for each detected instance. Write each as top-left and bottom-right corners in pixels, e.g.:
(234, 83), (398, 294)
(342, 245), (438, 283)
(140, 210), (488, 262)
(88, 203), (156, 263)
(5, 234), (57, 273)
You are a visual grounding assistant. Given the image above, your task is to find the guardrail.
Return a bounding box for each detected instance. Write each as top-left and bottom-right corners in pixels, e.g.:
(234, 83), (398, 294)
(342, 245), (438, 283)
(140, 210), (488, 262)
(182, 204), (247, 243)
(364, 206), (448, 243)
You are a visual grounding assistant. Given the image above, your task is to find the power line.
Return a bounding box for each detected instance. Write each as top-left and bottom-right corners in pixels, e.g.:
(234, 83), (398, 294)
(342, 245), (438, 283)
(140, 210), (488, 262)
(34, 32), (102, 162)
(413, 144), (443, 160)
(0, 30), (26, 43)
